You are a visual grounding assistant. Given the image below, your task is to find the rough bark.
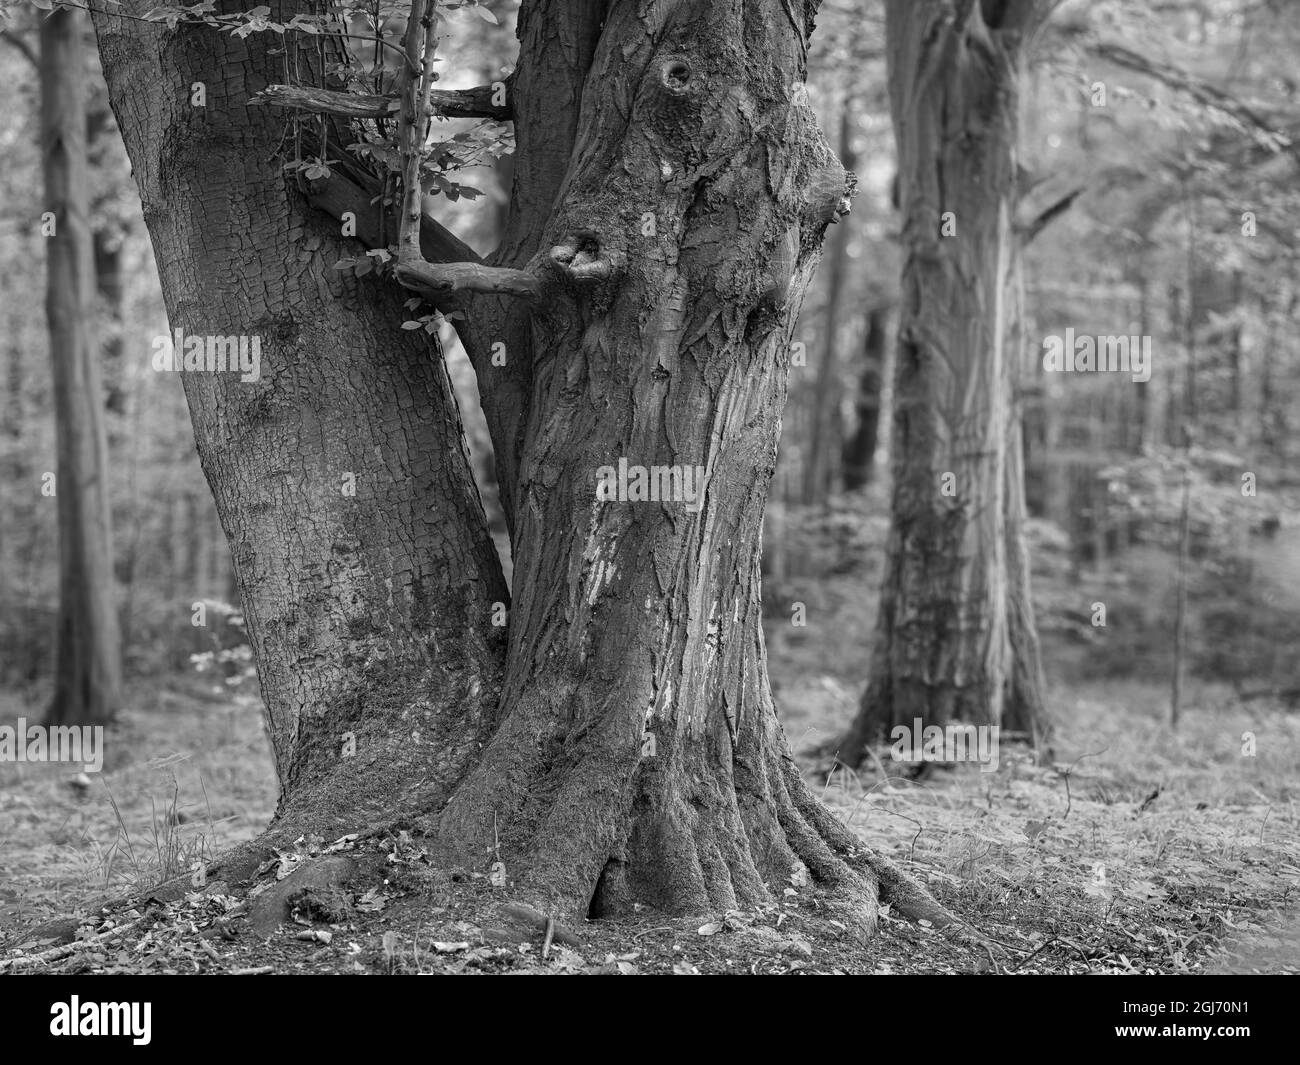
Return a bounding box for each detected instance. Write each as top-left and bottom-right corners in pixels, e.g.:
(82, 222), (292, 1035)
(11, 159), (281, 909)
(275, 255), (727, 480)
(89, 0), (507, 828)
(840, 0), (1050, 761)
(90, 0), (952, 933)
(413, 0), (932, 932)
(42, 5), (123, 727)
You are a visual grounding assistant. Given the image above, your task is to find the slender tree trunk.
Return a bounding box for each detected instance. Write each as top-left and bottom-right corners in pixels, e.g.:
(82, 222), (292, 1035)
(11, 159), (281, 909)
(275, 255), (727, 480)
(42, 5), (123, 726)
(1257, 296), (1275, 453)
(804, 100), (856, 505)
(1003, 230), (1048, 743)
(89, 99), (127, 418)
(1134, 262), (1153, 450)
(1171, 464), (1191, 730)
(1229, 269), (1244, 450)
(1166, 282), (1183, 446)
(840, 0), (1051, 762)
(841, 303), (888, 490)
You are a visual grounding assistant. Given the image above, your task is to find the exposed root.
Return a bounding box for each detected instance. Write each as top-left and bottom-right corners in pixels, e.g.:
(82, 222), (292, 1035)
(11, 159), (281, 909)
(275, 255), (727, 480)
(782, 758), (962, 931)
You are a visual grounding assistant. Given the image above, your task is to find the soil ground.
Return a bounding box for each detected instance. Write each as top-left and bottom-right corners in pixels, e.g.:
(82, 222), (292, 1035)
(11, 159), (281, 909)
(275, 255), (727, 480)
(2, 637), (1295, 974)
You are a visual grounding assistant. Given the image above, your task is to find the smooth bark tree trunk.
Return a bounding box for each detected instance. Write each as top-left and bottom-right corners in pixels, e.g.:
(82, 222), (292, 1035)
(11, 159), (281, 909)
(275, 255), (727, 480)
(840, 0), (1051, 762)
(42, 5), (123, 726)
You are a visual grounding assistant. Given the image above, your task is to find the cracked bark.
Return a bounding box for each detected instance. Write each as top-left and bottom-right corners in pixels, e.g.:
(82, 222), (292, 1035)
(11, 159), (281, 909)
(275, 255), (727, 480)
(91, 0), (951, 931)
(90, 0), (507, 828)
(429, 0), (942, 930)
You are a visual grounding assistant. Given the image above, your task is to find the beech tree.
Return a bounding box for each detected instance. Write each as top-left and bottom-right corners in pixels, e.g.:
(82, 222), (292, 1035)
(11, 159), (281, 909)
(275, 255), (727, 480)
(839, 0), (1056, 765)
(42, 2), (122, 725)
(77, 0), (949, 932)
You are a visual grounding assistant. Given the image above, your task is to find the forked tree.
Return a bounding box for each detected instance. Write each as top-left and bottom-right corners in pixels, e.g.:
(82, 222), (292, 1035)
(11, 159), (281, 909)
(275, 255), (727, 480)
(82, 0), (949, 932)
(838, 0), (1057, 766)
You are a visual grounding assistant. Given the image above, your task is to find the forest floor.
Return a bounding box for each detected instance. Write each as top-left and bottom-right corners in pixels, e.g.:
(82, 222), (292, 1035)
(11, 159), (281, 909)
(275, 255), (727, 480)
(2, 494), (1298, 976)
(0, 654), (1296, 975)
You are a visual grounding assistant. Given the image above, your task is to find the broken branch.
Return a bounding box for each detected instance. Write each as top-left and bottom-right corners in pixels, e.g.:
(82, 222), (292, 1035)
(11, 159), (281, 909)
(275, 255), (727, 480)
(394, 260), (540, 301)
(250, 83), (511, 122)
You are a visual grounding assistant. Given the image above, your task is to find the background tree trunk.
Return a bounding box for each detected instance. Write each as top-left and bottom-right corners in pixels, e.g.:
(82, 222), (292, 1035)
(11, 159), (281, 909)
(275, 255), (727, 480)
(42, 4), (122, 726)
(840, 0), (1051, 761)
(804, 99), (856, 505)
(841, 303), (888, 490)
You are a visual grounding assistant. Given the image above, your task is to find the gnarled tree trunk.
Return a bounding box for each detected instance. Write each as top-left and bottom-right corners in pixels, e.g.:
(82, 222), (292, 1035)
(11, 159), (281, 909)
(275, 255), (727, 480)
(92, 0), (949, 932)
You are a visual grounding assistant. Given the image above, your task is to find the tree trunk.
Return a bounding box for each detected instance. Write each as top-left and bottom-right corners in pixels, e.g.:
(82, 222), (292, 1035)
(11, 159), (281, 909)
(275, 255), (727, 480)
(1003, 222), (1049, 743)
(91, 0), (507, 828)
(42, 5), (123, 726)
(91, 0), (950, 932)
(841, 303), (888, 490)
(1133, 262), (1153, 450)
(88, 99), (127, 418)
(431, 0), (918, 927)
(803, 100), (856, 505)
(840, 0), (1051, 761)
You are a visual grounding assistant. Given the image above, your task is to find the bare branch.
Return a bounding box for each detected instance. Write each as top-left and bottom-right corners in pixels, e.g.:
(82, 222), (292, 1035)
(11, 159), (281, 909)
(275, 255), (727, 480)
(974, 0), (1066, 33)
(1091, 40), (1293, 154)
(397, 0), (438, 265)
(0, 28), (38, 68)
(302, 169), (481, 267)
(1016, 184), (1084, 245)
(393, 260), (540, 301)
(426, 84), (510, 121)
(250, 82), (510, 121)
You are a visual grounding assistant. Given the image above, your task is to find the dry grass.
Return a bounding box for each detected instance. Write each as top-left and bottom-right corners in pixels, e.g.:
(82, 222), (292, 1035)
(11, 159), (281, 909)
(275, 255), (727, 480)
(1, 604), (1297, 972)
(0, 680), (275, 931)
